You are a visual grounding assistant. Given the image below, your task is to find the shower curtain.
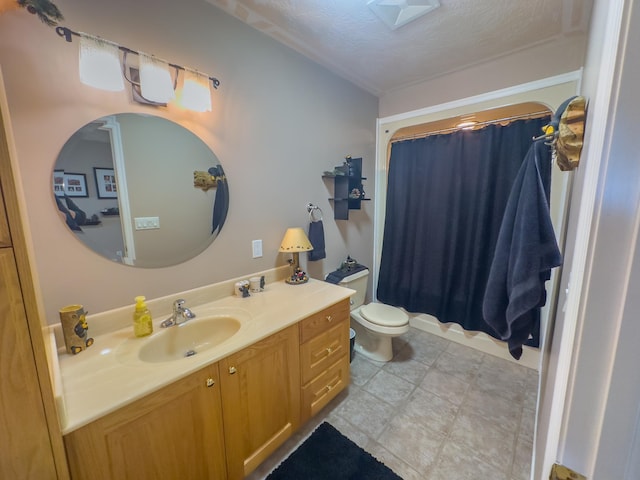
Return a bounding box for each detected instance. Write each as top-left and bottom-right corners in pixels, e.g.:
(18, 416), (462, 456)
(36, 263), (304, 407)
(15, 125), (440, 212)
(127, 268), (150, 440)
(377, 117), (551, 341)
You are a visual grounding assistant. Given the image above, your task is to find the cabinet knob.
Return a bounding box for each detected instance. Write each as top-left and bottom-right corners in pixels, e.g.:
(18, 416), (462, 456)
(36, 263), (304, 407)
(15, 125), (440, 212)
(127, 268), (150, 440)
(206, 378), (215, 388)
(228, 366), (237, 375)
(326, 315), (333, 322)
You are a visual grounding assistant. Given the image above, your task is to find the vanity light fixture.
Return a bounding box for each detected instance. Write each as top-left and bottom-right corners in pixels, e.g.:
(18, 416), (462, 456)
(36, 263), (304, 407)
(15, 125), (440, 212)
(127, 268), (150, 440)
(138, 52), (176, 104)
(279, 227), (313, 285)
(78, 33), (124, 92)
(180, 69), (213, 112)
(56, 26), (220, 111)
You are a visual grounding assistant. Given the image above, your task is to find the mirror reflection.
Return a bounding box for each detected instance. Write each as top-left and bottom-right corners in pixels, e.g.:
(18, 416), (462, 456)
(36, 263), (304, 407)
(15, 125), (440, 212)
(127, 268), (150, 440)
(53, 113), (228, 268)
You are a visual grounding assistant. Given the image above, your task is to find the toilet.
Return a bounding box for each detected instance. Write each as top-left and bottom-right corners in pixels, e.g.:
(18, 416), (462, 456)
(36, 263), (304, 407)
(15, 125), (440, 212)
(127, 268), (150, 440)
(338, 268), (409, 362)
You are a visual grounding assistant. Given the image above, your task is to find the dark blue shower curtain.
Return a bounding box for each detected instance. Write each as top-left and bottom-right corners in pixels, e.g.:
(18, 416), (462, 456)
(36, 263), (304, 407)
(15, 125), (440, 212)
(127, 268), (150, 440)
(377, 117), (551, 341)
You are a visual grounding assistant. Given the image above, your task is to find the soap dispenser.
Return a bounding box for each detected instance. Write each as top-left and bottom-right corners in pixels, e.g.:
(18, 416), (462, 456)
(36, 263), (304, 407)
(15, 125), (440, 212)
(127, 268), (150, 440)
(133, 296), (153, 338)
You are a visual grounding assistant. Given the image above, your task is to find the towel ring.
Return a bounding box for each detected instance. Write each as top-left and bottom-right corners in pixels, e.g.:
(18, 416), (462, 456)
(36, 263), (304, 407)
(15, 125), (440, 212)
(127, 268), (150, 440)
(307, 203), (323, 222)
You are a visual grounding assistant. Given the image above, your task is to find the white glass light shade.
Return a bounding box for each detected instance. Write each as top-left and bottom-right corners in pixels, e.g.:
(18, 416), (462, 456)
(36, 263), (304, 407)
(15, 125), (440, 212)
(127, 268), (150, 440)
(139, 53), (175, 104)
(79, 33), (124, 92)
(181, 69), (212, 112)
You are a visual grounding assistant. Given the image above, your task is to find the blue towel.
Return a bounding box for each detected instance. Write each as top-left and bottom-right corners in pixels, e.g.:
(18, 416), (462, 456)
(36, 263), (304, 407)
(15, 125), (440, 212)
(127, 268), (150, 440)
(308, 220), (326, 261)
(483, 140), (563, 359)
(325, 264), (368, 284)
(209, 166), (228, 235)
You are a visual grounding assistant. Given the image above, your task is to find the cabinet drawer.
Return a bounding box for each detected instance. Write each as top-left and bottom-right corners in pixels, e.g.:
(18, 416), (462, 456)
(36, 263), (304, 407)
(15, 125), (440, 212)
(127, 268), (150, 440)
(301, 356), (349, 422)
(300, 320), (348, 385)
(299, 299), (349, 344)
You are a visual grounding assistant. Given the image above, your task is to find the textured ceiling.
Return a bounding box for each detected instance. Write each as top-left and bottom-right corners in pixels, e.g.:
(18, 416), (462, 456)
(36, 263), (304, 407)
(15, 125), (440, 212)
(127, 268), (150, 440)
(206, 0), (593, 96)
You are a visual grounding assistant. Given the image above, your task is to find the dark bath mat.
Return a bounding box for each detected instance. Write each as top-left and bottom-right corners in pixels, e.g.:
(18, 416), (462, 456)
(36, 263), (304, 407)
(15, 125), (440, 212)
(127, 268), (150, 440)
(266, 422), (403, 480)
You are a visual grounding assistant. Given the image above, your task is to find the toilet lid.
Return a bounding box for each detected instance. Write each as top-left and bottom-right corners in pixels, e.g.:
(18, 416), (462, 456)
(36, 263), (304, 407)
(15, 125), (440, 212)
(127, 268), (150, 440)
(360, 303), (408, 327)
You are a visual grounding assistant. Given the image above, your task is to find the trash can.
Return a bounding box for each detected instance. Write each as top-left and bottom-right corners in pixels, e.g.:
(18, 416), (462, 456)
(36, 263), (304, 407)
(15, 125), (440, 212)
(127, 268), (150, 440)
(349, 328), (356, 363)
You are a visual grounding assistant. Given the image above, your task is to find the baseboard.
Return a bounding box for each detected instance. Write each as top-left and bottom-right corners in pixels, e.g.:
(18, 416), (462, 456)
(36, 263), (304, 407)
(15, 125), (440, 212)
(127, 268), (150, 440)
(410, 313), (540, 371)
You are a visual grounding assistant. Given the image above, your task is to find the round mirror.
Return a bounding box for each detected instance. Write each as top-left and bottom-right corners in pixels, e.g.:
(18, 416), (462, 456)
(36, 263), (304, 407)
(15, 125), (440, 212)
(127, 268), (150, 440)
(53, 113), (228, 268)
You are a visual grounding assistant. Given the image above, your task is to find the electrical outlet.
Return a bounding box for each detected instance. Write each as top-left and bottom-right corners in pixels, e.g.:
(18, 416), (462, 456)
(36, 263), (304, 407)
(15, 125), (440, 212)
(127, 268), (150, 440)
(252, 239), (263, 258)
(134, 216), (160, 230)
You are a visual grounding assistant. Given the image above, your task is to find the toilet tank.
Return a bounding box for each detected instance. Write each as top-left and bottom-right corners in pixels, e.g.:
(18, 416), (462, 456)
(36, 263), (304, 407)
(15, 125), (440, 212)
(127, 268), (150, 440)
(338, 268), (369, 310)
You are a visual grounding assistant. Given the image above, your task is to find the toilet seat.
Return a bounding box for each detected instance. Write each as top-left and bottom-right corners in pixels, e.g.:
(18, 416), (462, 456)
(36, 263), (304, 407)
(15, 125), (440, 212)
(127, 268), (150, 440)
(359, 303), (408, 327)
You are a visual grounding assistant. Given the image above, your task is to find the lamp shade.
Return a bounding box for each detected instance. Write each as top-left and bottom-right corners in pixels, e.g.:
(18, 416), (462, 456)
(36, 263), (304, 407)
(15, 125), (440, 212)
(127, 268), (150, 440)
(279, 228), (313, 253)
(139, 53), (175, 104)
(79, 33), (124, 92)
(181, 69), (212, 112)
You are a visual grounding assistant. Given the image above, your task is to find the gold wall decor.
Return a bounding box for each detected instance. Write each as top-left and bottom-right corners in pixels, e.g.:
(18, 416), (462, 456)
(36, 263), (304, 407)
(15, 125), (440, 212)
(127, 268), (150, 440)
(193, 170), (218, 191)
(549, 463), (587, 480)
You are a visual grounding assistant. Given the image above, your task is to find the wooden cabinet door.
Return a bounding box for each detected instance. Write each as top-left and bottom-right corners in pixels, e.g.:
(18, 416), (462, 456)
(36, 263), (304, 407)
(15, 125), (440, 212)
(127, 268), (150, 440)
(64, 364), (226, 480)
(0, 187), (10, 247)
(0, 248), (57, 479)
(220, 325), (300, 479)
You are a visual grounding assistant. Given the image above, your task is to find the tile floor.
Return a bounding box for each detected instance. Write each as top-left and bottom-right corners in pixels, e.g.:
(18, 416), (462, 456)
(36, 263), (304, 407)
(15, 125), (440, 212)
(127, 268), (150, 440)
(248, 326), (538, 480)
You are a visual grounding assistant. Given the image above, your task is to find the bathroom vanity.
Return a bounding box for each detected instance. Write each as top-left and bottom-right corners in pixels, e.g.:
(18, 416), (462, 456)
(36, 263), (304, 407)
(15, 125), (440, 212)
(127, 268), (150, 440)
(58, 276), (353, 479)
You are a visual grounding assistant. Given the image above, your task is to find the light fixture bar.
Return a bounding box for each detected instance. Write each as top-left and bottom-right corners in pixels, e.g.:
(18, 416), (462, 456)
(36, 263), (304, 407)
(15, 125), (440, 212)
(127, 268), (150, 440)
(55, 26), (221, 90)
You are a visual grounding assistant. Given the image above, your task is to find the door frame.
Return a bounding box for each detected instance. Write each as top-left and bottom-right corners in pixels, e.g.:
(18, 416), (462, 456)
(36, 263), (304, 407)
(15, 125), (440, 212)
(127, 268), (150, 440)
(99, 116), (136, 265)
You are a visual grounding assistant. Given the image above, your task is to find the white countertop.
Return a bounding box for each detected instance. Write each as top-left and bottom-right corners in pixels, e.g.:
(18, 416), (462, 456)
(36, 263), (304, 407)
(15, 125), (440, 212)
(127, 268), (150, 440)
(55, 275), (353, 434)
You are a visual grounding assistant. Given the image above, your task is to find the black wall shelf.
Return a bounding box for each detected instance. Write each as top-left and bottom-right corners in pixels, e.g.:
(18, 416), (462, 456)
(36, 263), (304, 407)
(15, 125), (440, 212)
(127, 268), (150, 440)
(323, 157), (370, 220)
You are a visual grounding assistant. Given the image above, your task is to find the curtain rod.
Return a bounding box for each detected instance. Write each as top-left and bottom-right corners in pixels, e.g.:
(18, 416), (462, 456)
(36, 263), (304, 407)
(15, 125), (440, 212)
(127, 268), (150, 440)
(54, 26), (220, 89)
(391, 110), (551, 143)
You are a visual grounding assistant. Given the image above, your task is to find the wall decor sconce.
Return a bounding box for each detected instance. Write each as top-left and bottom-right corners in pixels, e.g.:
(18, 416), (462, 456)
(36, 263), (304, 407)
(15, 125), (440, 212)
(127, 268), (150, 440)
(56, 26), (220, 112)
(193, 170), (219, 191)
(279, 227), (313, 285)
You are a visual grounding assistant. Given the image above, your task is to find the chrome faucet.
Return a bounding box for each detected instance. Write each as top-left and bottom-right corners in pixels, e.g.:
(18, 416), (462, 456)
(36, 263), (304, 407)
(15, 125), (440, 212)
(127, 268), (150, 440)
(160, 299), (196, 328)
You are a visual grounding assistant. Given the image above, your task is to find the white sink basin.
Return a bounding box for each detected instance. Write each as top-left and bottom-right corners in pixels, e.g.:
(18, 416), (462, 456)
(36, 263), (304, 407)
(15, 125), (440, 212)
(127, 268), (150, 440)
(140, 316), (241, 363)
(117, 310), (247, 365)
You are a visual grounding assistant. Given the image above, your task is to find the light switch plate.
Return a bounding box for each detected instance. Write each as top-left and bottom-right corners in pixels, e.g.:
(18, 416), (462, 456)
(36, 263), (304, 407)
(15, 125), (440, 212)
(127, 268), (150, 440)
(252, 239), (263, 258)
(134, 216), (160, 230)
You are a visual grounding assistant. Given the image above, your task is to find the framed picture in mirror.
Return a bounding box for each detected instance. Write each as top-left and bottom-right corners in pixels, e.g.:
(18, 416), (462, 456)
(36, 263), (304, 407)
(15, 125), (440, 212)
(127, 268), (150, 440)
(53, 169), (65, 197)
(94, 167), (117, 199)
(55, 172), (88, 197)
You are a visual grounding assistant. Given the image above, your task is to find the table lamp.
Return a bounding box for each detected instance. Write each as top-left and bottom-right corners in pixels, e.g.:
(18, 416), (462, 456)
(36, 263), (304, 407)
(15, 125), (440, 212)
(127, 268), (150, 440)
(279, 227), (313, 284)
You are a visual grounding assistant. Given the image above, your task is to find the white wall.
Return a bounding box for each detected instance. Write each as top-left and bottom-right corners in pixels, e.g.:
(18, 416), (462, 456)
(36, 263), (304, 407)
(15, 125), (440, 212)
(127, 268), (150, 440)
(0, 0), (378, 323)
(379, 34), (590, 118)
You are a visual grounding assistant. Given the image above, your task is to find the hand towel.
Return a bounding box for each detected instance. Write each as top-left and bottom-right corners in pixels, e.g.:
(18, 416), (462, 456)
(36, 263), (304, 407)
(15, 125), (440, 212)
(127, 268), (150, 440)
(209, 166), (228, 236)
(308, 220), (326, 261)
